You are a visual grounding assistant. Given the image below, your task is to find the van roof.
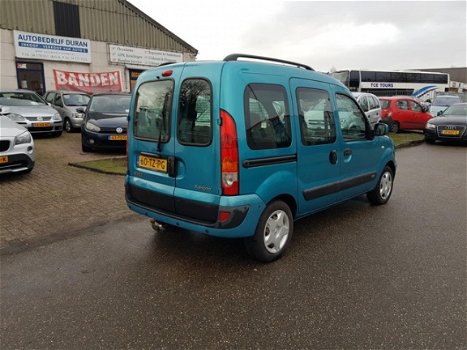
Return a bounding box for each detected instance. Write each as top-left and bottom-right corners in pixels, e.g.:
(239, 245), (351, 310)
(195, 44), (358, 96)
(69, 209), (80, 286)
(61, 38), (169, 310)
(141, 56), (345, 88)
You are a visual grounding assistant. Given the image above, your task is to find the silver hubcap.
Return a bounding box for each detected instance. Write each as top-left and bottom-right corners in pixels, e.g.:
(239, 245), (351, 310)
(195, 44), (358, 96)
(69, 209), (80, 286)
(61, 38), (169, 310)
(263, 210), (290, 254)
(379, 171), (393, 200)
(65, 120), (71, 132)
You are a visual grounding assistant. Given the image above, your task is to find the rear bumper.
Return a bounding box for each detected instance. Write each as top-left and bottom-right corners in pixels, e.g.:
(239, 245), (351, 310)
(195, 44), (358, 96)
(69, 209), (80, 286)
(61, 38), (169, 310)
(125, 179), (265, 238)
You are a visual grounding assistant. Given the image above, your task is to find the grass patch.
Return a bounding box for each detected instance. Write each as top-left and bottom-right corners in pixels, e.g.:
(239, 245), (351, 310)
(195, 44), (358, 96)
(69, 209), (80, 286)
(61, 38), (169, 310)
(69, 157), (127, 175)
(388, 131), (425, 146)
(71, 132), (424, 175)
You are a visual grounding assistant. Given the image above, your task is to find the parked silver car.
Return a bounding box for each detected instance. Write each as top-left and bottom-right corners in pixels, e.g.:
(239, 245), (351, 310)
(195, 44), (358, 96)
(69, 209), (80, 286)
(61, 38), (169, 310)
(44, 90), (90, 132)
(352, 92), (382, 127)
(0, 89), (63, 136)
(0, 115), (35, 174)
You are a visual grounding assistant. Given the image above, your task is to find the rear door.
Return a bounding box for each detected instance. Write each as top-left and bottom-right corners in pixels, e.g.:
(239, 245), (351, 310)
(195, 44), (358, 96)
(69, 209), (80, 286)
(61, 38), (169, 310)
(173, 64), (221, 222)
(291, 79), (340, 215)
(394, 99), (411, 128)
(131, 70), (181, 213)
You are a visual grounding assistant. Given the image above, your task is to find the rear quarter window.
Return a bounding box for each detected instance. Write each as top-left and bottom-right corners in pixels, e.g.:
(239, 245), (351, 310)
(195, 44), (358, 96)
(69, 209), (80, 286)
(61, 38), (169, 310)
(244, 84), (291, 150)
(380, 99), (390, 109)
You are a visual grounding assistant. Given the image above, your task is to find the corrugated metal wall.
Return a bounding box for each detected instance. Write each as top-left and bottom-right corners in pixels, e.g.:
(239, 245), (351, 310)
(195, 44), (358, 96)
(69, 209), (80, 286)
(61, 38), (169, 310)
(0, 0), (197, 54)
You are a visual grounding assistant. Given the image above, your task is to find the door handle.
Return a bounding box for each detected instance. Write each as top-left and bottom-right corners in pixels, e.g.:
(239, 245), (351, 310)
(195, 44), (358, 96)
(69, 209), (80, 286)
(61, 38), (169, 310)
(329, 150), (338, 165)
(343, 148), (352, 157)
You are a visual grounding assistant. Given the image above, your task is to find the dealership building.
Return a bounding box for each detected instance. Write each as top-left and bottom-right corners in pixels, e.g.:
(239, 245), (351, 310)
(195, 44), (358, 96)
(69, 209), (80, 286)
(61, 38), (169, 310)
(0, 0), (197, 95)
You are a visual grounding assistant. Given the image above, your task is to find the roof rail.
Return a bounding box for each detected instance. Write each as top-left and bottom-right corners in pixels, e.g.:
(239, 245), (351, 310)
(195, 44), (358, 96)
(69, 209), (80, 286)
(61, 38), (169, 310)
(223, 53), (313, 71)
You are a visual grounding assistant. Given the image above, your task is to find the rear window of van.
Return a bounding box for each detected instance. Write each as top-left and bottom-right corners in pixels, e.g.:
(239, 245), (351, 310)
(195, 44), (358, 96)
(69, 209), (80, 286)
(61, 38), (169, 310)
(134, 80), (174, 141)
(244, 84), (291, 150)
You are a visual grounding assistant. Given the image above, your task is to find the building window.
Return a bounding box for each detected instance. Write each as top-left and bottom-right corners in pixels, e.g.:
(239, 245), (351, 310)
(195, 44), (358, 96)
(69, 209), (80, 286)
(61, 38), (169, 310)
(53, 1), (81, 38)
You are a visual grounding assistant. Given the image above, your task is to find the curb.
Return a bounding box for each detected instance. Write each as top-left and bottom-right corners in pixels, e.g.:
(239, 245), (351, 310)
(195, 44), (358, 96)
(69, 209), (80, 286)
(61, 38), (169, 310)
(395, 139), (425, 149)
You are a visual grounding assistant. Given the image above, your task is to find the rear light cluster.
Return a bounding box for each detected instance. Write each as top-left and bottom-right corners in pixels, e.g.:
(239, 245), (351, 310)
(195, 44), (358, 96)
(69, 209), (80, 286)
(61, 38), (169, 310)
(220, 110), (239, 196)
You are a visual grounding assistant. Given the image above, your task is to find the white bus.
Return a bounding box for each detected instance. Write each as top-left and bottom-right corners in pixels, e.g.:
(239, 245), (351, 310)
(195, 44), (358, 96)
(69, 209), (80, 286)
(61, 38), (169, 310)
(331, 70), (449, 100)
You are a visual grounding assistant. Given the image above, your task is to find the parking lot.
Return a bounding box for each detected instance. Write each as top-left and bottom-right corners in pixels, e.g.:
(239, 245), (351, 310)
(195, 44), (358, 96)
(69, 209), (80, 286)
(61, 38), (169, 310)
(0, 133), (135, 254)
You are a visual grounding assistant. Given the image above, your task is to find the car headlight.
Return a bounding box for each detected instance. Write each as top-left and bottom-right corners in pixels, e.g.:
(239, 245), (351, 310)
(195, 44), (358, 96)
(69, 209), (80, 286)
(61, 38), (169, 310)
(52, 112), (61, 121)
(426, 122), (436, 130)
(5, 113), (26, 122)
(86, 121), (100, 132)
(15, 131), (32, 145)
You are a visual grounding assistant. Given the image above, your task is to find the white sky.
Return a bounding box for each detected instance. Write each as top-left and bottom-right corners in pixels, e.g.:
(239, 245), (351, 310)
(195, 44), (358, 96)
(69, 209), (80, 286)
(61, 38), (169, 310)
(128, 0), (466, 72)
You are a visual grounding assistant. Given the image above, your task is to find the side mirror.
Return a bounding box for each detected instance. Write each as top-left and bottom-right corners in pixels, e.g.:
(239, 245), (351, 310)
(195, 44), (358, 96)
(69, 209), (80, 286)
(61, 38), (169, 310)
(437, 111), (443, 116)
(0, 106), (11, 115)
(374, 123), (388, 136)
(422, 106), (429, 112)
(76, 107), (85, 113)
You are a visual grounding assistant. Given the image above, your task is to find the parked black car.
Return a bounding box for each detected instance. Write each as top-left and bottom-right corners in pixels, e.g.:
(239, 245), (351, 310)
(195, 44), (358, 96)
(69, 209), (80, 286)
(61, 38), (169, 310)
(81, 93), (131, 152)
(424, 103), (467, 144)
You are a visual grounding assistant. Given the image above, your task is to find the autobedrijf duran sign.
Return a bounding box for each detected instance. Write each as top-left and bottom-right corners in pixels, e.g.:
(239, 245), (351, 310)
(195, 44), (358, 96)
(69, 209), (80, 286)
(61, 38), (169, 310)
(14, 30), (91, 63)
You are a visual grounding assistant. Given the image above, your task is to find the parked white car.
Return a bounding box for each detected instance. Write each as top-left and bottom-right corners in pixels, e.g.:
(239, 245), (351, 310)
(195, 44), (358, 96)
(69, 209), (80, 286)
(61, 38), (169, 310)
(352, 92), (382, 127)
(0, 115), (35, 174)
(0, 89), (63, 136)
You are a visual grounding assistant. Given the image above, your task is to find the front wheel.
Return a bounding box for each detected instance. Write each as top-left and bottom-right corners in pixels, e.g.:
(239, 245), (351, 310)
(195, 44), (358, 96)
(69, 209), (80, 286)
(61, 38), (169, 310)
(244, 201), (293, 262)
(367, 166), (394, 205)
(64, 118), (73, 133)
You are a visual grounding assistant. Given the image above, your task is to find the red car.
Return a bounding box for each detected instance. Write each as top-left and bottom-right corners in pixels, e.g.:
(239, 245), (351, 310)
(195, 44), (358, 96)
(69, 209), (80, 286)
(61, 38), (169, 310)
(379, 96), (432, 132)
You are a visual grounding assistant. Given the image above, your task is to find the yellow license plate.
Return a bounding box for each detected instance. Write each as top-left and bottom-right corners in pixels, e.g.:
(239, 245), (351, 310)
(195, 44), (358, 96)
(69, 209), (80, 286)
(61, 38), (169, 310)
(0, 156), (8, 164)
(138, 154), (167, 173)
(35, 122), (51, 127)
(441, 130), (459, 135)
(109, 135), (127, 141)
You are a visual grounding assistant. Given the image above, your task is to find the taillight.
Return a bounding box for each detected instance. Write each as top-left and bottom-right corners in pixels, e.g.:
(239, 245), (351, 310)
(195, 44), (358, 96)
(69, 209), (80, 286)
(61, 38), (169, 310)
(220, 110), (239, 196)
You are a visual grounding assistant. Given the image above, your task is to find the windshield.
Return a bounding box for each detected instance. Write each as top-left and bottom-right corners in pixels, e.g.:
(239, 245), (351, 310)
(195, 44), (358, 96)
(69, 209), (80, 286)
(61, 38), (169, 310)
(0, 92), (47, 106)
(88, 95), (131, 116)
(331, 71), (350, 85)
(432, 96), (461, 107)
(441, 104), (467, 117)
(63, 93), (90, 106)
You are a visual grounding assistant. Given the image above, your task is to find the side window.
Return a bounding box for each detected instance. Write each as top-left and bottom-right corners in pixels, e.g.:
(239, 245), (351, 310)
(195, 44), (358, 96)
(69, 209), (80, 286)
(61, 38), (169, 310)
(297, 88), (336, 145)
(54, 94), (63, 106)
(134, 79), (174, 140)
(244, 84), (291, 150)
(358, 96), (369, 112)
(409, 100), (422, 112)
(396, 100), (409, 110)
(45, 92), (55, 103)
(335, 94), (367, 141)
(369, 96), (379, 110)
(177, 79), (212, 146)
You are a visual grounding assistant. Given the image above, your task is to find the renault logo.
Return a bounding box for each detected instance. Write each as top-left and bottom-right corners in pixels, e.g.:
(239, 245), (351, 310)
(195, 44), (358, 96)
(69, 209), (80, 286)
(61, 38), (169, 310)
(116, 127), (123, 134)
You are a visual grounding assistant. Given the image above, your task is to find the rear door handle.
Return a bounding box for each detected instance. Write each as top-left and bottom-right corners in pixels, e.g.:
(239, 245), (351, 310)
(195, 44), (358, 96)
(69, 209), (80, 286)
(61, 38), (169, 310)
(343, 148), (352, 157)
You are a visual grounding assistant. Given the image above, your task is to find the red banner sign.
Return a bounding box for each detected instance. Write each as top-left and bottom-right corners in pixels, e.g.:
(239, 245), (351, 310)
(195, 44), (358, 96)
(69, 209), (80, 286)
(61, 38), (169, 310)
(53, 69), (122, 94)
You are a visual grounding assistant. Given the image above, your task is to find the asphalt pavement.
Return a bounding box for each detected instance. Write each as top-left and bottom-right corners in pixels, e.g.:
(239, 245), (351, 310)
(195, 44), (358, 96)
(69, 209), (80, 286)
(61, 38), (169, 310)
(1, 143), (466, 349)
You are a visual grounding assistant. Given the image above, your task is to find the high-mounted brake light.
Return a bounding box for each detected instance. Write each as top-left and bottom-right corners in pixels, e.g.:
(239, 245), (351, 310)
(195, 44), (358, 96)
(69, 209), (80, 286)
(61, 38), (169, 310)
(220, 110), (239, 196)
(161, 70), (173, 77)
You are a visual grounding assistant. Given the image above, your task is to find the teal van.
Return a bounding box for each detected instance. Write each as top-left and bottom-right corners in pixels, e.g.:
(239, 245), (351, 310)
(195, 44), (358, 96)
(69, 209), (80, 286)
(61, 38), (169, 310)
(125, 54), (396, 262)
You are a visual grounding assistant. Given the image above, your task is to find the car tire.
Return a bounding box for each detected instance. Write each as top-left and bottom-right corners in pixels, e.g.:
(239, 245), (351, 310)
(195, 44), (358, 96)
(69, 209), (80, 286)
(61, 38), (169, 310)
(53, 131), (62, 137)
(244, 200), (293, 262)
(64, 118), (73, 133)
(390, 121), (400, 133)
(367, 166), (394, 205)
(81, 143), (92, 152)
